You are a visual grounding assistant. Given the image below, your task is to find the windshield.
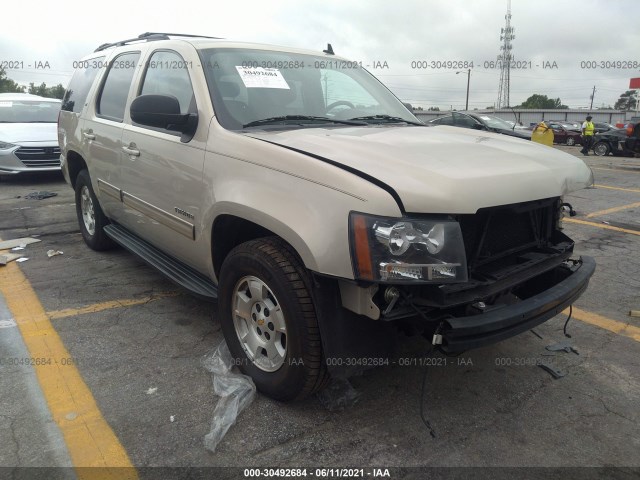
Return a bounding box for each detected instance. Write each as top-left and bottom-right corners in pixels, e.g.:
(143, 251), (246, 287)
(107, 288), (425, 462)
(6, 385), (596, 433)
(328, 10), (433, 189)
(0, 100), (61, 123)
(476, 114), (514, 130)
(200, 48), (419, 130)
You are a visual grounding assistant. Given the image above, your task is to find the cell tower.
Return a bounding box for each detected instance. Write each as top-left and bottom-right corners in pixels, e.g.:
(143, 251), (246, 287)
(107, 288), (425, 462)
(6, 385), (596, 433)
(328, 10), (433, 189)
(496, 0), (515, 109)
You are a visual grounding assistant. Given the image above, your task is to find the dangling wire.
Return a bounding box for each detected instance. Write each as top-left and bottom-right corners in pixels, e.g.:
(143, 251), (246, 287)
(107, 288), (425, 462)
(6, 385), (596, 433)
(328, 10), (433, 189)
(563, 305), (573, 338)
(419, 346), (437, 439)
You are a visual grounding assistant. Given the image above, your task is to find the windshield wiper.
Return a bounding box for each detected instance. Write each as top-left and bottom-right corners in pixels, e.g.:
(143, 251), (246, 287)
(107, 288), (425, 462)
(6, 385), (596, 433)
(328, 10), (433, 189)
(243, 115), (366, 128)
(347, 114), (423, 126)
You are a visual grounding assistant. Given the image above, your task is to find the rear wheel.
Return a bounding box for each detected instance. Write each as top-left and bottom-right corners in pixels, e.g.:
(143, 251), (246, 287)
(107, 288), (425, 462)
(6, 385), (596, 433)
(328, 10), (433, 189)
(218, 237), (329, 401)
(566, 137), (576, 146)
(74, 170), (115, 251)
(593, 142), (610, 156)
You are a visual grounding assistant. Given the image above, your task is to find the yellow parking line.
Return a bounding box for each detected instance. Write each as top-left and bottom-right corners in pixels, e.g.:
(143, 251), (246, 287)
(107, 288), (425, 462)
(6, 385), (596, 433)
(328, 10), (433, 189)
(48, 292), (179, 320)
(585, 201), (640, 218)
(592, 167), (640, 175)
(564, 218), (640, 236)
(566, 307), (640, 343)
(594, 184), (640, 194)
(0, 261), (138, 479)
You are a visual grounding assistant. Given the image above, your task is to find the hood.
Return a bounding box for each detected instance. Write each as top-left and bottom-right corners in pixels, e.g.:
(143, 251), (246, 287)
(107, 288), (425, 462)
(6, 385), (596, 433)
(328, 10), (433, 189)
(246, 125), (593, 214)
(0, 123), (58, 143)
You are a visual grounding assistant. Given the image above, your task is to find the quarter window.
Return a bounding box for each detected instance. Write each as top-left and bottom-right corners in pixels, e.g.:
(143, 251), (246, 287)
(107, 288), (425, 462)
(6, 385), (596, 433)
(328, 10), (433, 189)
(97, 52), (140, 122)
(62, 57), (104, 113)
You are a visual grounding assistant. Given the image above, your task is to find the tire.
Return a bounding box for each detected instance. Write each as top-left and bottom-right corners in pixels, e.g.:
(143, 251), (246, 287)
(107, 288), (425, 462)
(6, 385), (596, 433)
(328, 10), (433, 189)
(593, 142), (610, 157)
(218, 237), (330, 401)
(74, 169), (115, 251)
(566, 137), (576, 146)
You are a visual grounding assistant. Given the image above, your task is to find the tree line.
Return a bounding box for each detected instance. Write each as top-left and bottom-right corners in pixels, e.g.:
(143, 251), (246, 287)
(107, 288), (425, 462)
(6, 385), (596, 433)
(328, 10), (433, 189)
(0, 66), (66, 99)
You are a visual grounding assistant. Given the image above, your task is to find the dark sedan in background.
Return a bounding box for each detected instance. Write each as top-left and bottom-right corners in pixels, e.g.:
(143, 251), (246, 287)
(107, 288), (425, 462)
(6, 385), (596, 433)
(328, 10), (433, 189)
(428, 112), (531, 140)
(593, 128), (630, 156)
(545, 122), (583, 146)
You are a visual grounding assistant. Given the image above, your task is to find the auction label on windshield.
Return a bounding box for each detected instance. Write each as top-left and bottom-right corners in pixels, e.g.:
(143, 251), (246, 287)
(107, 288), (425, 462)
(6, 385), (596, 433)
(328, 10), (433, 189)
(0, 101), (12, 107)
(235, 66), (290, 89)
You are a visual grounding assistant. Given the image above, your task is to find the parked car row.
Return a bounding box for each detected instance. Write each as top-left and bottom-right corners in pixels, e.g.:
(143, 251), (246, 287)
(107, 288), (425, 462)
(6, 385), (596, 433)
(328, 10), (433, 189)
(427, 113), (640, 157)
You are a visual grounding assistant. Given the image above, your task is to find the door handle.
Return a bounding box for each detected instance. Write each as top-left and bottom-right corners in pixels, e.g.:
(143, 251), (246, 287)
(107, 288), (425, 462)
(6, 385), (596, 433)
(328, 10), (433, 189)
(122, 146), (140, 157)
(82, 132), (95, 140)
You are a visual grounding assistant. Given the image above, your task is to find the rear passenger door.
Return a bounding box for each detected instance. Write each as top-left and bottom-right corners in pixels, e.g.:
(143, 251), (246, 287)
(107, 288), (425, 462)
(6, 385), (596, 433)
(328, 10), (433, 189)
(82, 51), (141, 219)
(118, 47), (207, 271)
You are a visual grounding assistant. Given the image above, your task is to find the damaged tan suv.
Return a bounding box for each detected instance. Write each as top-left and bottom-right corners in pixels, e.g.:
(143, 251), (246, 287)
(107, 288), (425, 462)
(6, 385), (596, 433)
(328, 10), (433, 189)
(59, 33), (595, 401)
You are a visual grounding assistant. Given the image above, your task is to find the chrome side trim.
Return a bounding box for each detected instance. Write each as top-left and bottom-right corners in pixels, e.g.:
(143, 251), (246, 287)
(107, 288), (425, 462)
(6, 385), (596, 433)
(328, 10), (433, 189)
(121, 192), (195, 240)
(97, 179), (122, 201)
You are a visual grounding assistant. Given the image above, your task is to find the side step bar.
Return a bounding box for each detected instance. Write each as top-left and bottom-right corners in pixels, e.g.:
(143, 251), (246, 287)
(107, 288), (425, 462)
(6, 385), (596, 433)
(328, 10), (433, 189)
(104, 224), (218, 301)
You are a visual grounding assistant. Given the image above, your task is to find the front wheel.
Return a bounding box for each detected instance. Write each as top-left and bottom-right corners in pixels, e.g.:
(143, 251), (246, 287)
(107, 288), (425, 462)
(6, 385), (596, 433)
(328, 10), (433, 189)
(593, 142), (610, 156)
(218, 237), (329, 401)
(74, 169), (115, 251)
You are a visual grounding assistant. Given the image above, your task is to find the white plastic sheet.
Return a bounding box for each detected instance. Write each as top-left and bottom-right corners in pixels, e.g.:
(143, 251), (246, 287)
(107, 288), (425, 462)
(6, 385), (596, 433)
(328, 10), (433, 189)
(202, 341), (256, 452)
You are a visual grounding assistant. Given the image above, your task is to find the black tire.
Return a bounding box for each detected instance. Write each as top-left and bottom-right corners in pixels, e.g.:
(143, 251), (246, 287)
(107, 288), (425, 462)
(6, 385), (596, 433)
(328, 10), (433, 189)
(593, 142), (610, 157)
(74, 169), (115, 251)
(218, 237), (330, 401)
(566, 137), (576, 146)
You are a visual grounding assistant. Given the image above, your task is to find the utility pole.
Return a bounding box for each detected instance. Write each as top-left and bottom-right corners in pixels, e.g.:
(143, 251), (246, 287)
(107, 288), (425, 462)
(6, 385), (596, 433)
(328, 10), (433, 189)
(456, 68), (471, 111)
(589, 86), (596, 110)
(497, 0), (515, 109)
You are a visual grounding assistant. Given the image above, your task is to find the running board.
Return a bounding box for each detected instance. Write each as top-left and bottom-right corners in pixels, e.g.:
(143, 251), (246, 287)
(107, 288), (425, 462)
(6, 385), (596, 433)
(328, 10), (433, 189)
(104, 224), (218, 301)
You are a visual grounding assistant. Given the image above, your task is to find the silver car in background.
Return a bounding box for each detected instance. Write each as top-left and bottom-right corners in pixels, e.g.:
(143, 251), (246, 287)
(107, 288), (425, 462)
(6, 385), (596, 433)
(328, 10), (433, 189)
(0, 93), (62, 176)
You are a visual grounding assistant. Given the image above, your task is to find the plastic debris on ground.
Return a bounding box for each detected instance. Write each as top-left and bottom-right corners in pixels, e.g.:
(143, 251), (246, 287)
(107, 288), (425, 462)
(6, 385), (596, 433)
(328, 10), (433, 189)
(545, 340), (579, 355)
(0, 254), (23, 266)
(47, 249), (64, 258)
(11, 245), (26, 251)
(202, 340), (256, 453)
(170, 415), (175, 423)
(24, 191), (58, 200)
(316, 378), (361, 412)
(146, 387), (158, 395)
(0, 237), (41, 250)
(15, 258), (29, 263)
(538, 361), (566, 379)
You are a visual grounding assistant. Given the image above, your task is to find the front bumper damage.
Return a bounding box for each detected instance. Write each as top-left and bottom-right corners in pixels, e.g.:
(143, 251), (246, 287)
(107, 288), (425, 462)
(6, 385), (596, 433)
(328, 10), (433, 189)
(440, 255), (595, 352)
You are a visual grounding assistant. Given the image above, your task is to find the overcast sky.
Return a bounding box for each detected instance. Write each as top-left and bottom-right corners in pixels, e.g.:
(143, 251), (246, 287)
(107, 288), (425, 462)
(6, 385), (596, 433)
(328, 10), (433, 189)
(1, 0), (638, 110)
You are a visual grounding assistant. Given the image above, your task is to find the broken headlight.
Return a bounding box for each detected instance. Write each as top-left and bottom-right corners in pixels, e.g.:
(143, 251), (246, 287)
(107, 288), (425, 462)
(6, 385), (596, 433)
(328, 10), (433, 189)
(349, 212), (468, 283)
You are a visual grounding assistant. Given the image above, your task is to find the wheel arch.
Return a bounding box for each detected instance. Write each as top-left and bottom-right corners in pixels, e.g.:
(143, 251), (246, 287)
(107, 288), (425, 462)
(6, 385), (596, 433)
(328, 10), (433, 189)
(210, 209), (318, 282)
(66, 150), (88, 188)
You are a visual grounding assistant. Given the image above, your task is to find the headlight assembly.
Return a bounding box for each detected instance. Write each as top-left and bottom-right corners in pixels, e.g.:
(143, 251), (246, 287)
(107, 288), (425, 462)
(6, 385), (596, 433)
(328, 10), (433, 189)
(0, 142), (17, 150)
(349, 212), (468, 283)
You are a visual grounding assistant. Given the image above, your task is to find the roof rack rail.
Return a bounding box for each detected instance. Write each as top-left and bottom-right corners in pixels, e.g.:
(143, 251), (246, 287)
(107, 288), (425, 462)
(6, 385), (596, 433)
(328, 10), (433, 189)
(94, 32), (223, 52)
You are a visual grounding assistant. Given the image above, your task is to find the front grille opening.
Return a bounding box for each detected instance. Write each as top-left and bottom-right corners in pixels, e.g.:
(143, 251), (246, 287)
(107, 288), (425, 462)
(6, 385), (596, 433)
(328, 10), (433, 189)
(15, 146), (61, 168)
(457, 198), (558, 277)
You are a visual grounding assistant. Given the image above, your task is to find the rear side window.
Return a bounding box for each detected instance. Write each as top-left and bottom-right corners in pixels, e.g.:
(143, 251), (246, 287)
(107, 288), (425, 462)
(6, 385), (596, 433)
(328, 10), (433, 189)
(140, 50), (195, 114)
(97, 52), (140, 122)
(61, 57), (104, 113)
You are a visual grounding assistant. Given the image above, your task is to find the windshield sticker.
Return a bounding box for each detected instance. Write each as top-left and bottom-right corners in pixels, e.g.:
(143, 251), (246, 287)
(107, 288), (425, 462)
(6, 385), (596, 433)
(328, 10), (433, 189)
(0, 101), (12, 107)
(235, 66), (290, 89)
(480, 116), (491, 120)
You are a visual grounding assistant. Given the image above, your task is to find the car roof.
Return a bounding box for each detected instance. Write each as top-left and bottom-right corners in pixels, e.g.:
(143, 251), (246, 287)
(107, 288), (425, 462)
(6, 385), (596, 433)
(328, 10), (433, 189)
(0, 93), (61, 103)
(89, 33), (345, 60)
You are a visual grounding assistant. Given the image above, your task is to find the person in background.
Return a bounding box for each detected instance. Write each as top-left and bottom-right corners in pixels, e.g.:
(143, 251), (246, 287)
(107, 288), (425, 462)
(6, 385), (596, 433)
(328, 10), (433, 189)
(580, 115), (595, 156)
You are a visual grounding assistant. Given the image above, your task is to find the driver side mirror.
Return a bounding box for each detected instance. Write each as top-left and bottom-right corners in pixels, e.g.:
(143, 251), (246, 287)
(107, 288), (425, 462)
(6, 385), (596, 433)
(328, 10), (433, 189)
(130, 95), (197, 138)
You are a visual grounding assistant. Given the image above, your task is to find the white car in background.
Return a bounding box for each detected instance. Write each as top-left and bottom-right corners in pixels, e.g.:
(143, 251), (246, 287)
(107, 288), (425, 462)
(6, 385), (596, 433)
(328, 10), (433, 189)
(0, 93), (62, 176)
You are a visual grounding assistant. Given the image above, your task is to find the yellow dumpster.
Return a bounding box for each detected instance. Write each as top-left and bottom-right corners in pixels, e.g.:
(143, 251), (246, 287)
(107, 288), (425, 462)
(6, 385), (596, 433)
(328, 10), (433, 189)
(531, 122), (554, 146)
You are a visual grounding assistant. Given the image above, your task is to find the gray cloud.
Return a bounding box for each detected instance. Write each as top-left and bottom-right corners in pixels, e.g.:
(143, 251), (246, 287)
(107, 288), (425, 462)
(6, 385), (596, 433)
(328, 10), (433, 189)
(1, 0), (637, 109)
